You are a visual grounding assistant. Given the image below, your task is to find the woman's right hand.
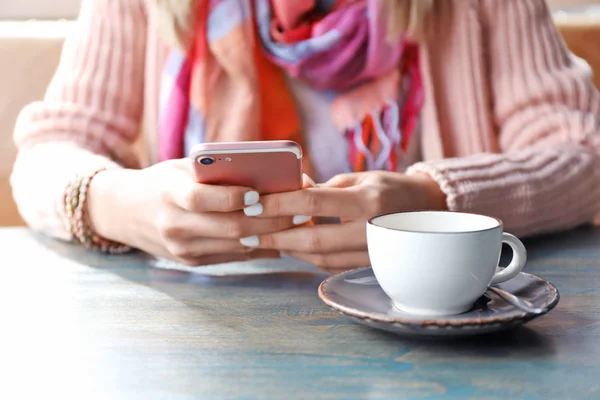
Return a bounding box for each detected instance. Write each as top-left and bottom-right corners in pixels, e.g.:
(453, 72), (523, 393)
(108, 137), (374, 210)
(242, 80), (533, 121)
(86, 159), (290, 266)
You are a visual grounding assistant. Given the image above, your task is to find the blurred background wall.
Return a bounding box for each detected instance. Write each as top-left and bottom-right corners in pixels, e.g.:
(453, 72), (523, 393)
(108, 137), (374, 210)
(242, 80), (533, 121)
(0, 0), (599, 226)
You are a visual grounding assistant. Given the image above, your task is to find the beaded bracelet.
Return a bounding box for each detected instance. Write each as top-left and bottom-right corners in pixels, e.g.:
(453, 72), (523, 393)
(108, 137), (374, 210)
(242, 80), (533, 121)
(64, 168), (131, 254)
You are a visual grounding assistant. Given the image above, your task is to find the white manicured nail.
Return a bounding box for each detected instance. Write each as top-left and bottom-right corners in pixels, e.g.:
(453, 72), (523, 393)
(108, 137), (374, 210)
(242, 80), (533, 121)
(303, 174), (317, 187)
(240, 235), (259, 247)
(293, 215), (312, 225)
(244, 203), (263, 217)
(244, 191), (260, 206)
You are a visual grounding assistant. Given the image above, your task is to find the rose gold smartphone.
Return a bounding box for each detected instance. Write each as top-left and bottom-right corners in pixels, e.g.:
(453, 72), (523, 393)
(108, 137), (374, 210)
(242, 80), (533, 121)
(189, 140), (303, 194)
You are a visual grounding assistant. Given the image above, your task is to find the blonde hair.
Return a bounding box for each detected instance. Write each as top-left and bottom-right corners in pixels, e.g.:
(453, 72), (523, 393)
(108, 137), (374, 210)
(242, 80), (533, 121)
(154, 0), (197, 48)
(155, 0), (433, 48)
(386, 0), (433, 41)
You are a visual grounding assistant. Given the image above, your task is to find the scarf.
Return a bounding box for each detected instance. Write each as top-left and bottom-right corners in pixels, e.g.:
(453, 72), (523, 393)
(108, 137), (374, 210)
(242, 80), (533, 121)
(159, 0), (423, 172)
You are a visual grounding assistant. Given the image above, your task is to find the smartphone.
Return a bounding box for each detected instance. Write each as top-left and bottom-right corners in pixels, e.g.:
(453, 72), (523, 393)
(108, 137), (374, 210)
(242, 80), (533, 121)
(189, 140), (303, 194)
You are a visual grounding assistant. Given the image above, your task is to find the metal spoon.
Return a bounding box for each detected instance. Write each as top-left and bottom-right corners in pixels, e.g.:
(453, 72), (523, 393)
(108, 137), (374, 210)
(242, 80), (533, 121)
(487, 286), (545, 314)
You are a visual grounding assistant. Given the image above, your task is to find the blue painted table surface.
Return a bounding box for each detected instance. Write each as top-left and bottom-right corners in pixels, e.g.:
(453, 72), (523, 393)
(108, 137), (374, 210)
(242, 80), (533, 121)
(1, 227), (599, 400)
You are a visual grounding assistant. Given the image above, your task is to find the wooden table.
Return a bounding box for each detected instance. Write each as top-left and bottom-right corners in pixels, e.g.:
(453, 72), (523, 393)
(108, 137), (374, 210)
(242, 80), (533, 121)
(1, 227), (599, 399)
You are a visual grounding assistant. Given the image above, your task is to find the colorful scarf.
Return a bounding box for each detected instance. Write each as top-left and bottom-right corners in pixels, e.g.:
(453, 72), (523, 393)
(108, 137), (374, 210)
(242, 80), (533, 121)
(159, 0), (423, 172)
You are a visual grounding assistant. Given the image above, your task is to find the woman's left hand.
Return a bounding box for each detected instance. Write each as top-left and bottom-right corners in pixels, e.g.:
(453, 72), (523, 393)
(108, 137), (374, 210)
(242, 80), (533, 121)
(243, 171), (447, 273)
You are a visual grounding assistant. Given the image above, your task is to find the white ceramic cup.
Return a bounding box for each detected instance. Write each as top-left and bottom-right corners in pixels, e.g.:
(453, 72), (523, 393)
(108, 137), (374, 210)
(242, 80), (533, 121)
(366, 211), (527, 316)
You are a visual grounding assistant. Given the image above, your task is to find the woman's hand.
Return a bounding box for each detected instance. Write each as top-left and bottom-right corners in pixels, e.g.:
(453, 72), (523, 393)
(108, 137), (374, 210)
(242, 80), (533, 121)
(87, 159), (292, 266)
(242, 171), (446, 272)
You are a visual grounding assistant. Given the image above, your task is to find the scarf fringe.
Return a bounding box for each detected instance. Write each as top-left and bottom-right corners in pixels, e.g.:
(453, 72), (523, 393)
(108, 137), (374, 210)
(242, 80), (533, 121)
(345, 102), (408, 172)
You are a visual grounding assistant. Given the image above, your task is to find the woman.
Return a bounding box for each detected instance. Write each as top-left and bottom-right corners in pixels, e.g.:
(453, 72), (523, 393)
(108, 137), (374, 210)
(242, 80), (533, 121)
(11, 0), (600, 271)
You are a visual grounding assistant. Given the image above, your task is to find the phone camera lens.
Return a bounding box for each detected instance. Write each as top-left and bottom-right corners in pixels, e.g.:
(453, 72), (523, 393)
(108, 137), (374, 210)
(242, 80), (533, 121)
(199, 157), (215, 166)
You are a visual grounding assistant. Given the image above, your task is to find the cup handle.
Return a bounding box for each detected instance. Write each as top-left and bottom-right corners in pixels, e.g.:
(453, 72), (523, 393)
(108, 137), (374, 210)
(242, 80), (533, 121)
(491, 233), (527, 285)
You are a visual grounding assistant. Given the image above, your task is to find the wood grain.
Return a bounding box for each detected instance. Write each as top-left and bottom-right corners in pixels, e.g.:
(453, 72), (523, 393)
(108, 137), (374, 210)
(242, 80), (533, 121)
(1, 227), (599, 399)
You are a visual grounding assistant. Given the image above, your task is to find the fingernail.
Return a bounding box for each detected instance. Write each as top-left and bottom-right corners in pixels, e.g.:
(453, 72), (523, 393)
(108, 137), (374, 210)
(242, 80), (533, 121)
(303, 174), (317, 187)
(240, 235), (259, 247)
(244, 191), (260, 206)
(244, 203), (263, 217)
(293, 215), (312, 225)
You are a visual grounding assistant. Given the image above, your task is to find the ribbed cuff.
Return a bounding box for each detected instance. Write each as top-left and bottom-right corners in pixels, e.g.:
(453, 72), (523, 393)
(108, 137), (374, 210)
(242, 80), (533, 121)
(407, 161), (462, 212)
(405, 153), (507, 213)
(406, 147), (600, 236)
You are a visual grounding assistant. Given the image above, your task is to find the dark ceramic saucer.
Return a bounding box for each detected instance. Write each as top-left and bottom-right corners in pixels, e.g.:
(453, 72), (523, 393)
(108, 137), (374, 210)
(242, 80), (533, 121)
(318, 268), (559, 338)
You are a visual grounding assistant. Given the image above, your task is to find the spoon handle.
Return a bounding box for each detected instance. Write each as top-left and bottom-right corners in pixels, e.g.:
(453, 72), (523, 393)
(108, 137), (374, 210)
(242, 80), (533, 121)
(488, 286), (545, 314)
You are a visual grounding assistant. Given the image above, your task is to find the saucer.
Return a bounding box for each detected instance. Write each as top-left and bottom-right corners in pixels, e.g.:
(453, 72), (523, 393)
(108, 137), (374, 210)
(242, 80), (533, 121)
(318, 268), (559, 338)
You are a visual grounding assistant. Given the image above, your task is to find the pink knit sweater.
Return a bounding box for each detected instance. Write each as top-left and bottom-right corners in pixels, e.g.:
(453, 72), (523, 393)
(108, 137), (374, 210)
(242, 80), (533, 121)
(11, 0), (600, 240)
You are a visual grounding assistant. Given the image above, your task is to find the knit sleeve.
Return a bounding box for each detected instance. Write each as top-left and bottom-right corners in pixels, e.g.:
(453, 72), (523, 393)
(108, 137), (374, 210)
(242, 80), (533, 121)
(407, 0), (600, 237)
(10, 0), (147, 239)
